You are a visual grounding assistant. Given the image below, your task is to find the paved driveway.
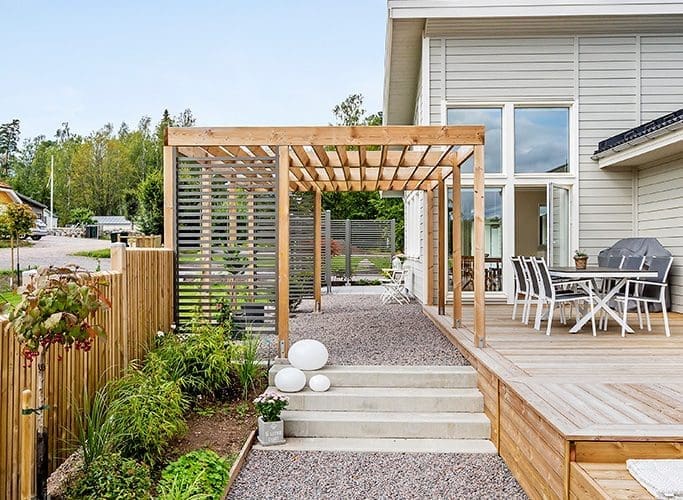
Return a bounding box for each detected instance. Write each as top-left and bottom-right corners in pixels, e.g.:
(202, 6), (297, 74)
(0, 236), (111, 272)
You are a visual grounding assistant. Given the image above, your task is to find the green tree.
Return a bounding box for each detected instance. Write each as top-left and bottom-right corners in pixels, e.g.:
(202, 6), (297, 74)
(0, 203), (35, 286)
(69, 207), (95, 225)
(0, 119), (21, 178)
(137, 170), (163, 235)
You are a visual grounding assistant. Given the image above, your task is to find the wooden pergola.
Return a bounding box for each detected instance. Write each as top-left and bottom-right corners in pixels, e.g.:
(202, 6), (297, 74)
(164, 126), (486, 356)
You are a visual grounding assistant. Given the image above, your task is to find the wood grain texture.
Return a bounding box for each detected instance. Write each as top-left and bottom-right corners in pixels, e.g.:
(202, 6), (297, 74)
(0, 248), (174, 499)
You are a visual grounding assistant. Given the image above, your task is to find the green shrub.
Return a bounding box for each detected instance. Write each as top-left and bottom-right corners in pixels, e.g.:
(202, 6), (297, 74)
(156, 449), (231, 500)
(64, 452), (151, 500)
(108, 367), (188, 466)
(234, 333), (265, 399)
(145, 324), (239, 397)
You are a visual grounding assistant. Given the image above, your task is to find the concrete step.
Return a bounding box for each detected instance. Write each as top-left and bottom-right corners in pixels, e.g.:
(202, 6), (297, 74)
(282, 410), (490, 439)
(253, 437), (497, 454)
(269, 386), (484, 413)
(269, 365), (478, 389)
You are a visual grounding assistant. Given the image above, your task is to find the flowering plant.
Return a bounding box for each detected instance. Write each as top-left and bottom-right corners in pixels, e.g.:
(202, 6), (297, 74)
(253, 391), (289, 422)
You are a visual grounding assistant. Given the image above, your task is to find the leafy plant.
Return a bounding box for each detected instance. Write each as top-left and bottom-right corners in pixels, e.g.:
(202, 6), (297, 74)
(108, 367), (188, 466)
(234, 333), (265, 400)
(574, 249), (588, 258)
(69, 207), (95, 225)
(137, 170), (163, 235)
(64, 452), (151, 500)
(145, 323), (238, 398)
(8, 265), (109, 496)
(156, 449), (230, 500)
(234, 401), (250, 419)
(253, 391), (288, 422)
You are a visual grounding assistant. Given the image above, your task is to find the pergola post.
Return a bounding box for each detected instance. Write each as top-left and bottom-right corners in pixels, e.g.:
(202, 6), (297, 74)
(425, 188), (434, 305)
(276, 146), (290, 357)
(437, 173), (446, 315)
(163, 146), (176, 250)
(473, 144), (486, 347)
(313, 189), (322, 312)
(452, 161), (462, 328)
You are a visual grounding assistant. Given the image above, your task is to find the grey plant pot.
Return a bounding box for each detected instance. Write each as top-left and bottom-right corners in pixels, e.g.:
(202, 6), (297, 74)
(257, 416), (285, 446)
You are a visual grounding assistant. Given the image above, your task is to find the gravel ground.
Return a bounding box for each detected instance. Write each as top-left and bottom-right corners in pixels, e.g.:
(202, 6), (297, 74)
(229, 450), (527, 499)
(0, 235), (110, 271)
(275, 294), (468, 365)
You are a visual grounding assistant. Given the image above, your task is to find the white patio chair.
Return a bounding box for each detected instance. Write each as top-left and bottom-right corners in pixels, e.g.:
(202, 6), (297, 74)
(381, 269), (409, 305)
(616, 256), (673, 337)
(531, 257), (597, 336)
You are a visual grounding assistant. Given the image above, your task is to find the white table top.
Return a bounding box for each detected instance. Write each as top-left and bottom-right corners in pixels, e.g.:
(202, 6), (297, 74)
(549, 266), (658, 279)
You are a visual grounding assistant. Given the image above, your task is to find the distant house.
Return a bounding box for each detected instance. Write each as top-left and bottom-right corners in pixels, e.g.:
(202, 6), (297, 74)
(0, 182), (23, 212)
(16, 192), (46, 221)
(93, 215), (134, 233)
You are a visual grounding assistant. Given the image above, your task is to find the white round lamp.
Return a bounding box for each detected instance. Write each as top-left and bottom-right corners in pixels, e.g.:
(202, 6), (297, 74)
(309, 374), (331, 392)
(274, 367), (307, 393)
(288, 339), (329, 371)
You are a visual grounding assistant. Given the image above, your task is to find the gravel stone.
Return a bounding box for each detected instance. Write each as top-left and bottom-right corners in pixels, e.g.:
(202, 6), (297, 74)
(284, 294), (468, 365)
(228, 450), (527, 499)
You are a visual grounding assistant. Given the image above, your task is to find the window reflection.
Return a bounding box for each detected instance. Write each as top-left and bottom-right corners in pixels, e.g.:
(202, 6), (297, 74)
(447, 108), (502, 174)
(514, 108), (569, 173)
(448, 188), (503, 292)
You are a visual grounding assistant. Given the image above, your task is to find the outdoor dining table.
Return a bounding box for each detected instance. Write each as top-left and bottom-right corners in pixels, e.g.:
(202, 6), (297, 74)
(549, 266), (658, 333)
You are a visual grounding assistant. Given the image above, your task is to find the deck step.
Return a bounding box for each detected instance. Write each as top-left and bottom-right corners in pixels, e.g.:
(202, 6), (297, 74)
(269, 365), (478, 388)
(281, 410), (490, 439)
(269, 386), (484, 413)
(253, 437), (497, 454)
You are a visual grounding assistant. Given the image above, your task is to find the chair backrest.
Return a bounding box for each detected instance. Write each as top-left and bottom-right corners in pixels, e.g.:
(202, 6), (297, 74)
(606, 255), (625, 269)
(510, 257), (527, 293)
(521, 257), (539, 295)
(532, 257), (554, 300)
(621, 255), (645, 270)
(647, 256), (673, 283)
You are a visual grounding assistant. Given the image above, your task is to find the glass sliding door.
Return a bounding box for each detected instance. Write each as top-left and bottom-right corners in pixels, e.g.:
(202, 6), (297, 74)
(448, 187), (503, 292)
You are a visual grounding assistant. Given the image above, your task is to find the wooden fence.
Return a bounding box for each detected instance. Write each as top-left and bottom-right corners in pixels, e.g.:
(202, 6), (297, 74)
(0, 245), (174, 499)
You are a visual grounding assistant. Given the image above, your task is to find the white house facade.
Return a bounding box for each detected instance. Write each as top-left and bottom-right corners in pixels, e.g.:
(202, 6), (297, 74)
(385, 1), (683, 311)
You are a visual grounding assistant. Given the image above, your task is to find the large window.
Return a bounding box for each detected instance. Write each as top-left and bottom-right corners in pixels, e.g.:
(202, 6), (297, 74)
(514, 107), (569, 173)
(448, 187), (503, 292)
(447, 108), (502, 174)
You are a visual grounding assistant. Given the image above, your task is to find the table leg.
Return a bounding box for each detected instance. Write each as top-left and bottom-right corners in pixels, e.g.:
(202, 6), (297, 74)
(569, 278), (635, 333)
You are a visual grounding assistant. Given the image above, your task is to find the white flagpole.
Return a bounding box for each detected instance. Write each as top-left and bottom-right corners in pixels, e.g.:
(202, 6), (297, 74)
(50, 155), (54, 230)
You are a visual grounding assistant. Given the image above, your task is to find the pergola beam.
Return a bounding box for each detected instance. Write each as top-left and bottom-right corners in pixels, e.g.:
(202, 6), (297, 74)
(167, 126), (485, 147)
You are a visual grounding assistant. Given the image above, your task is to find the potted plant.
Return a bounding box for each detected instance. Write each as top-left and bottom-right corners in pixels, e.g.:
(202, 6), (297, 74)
(254, 391), (288, 446)
(574, 250), (589, 270)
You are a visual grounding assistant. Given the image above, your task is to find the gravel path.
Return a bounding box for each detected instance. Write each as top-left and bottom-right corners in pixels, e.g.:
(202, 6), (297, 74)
(282, 294), (468, 365)
(229, 450), (527, 499)
(0, 235), (110, 271)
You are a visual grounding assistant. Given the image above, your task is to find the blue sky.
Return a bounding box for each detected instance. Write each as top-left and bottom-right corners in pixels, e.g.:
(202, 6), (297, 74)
(1, 1), (387, 140)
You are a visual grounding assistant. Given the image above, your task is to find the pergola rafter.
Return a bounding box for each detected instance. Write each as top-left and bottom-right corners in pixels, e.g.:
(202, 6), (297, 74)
(165, 125), (486, 356)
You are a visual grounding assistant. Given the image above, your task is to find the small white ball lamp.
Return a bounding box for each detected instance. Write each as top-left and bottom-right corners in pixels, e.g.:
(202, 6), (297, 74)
(309, 374), (331, 392)
(288, 339), (329, 371)
(274, 367), (307, 393)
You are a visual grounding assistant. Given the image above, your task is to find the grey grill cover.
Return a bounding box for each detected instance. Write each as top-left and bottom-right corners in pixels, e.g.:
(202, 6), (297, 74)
(598, 237), (672, 311)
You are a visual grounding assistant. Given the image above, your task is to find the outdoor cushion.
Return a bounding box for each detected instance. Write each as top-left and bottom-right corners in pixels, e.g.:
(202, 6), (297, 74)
(626, 459), (683, 499)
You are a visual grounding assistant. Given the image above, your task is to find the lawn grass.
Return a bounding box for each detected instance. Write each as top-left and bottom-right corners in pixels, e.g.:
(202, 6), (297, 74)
(0, 291), (22, 307)
(329, 255), (390, 274)
(71, 248), (111, 259)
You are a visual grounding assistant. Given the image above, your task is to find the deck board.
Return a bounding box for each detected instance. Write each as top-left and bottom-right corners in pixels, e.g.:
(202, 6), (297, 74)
(426, 304), (683, 441)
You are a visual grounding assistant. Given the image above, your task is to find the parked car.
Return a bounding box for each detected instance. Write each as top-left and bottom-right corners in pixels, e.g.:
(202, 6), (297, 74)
(23, 219), (48, 240)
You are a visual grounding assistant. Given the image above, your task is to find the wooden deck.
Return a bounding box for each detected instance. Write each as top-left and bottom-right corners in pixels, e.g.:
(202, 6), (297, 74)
(424, 304), (683, 500)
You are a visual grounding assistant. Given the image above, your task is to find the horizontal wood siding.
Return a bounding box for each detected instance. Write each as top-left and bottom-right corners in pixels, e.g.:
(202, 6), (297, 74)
(641, 35), (683, 121)
(637, 157), (683, 312)
(578, 36), (638, 257)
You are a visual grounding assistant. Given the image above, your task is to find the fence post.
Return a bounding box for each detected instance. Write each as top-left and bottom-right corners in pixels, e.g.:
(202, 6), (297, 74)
(21, 389), (34, 500)
(390, 219), (396, 255)
(110, 243), (129, 366)
(345, 219), (351, 286)
(324, 211), (332, 294)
